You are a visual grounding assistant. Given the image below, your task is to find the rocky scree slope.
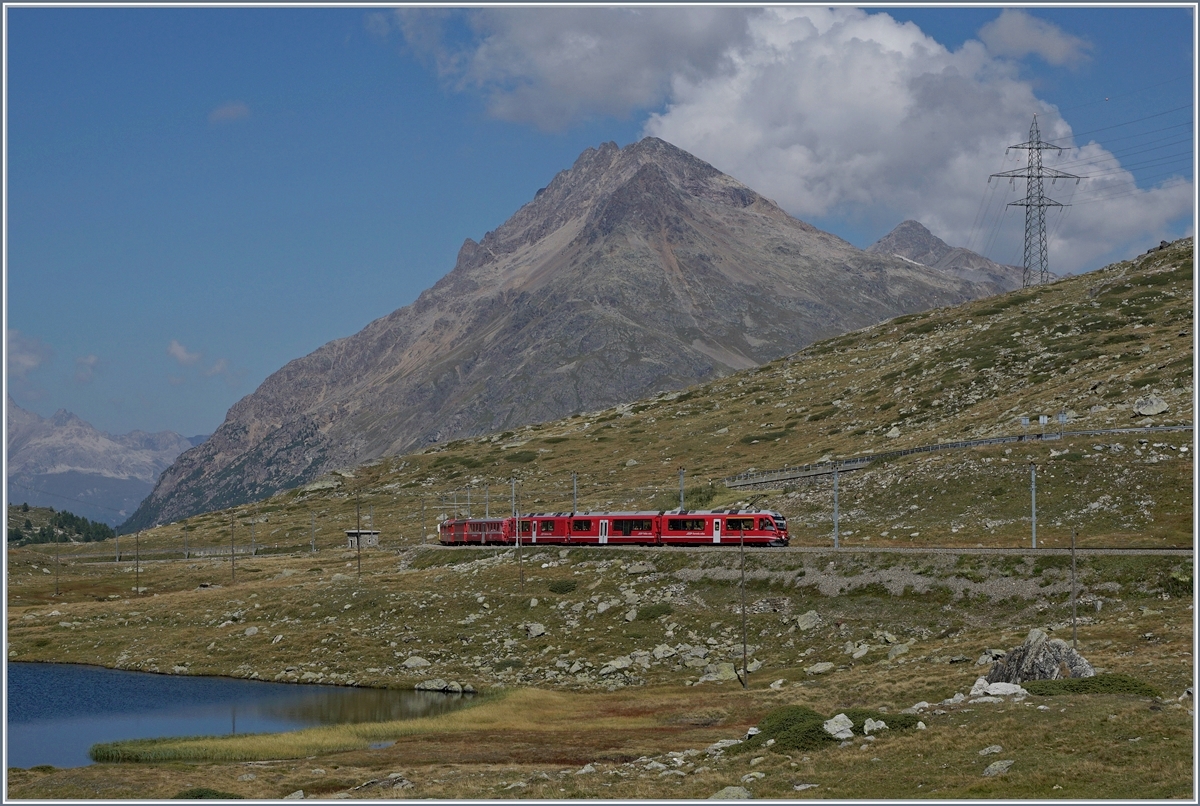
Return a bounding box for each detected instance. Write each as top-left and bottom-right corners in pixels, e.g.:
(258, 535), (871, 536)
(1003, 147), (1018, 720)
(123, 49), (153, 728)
(127, 137), (1000, 530)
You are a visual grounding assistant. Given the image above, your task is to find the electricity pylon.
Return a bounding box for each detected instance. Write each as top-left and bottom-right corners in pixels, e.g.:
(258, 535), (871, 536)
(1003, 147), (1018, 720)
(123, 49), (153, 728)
(990, 115), (1081, 287)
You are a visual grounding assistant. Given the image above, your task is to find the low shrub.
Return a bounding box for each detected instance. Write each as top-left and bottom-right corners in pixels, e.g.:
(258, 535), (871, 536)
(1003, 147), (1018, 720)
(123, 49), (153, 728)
(172, 788), (244, 799)
(505, 451), (537, 463)
(548, 579), (577, 594)
(494, 658), (524, 672)
(1023, 673), (1160, 698)
(735, 704), (922, 756)
(635, 603), (673, 621)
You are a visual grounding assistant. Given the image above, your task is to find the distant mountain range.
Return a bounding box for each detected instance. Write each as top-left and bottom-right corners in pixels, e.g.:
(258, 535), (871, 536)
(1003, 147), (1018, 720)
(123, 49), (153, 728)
(124, 137), (1013, 531)
(866, 219), (1029, 290)
(6, 399), (203, 527)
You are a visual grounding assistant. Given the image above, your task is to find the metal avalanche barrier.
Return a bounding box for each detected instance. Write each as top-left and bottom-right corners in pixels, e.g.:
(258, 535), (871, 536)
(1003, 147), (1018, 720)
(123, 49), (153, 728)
(722, 424), (1194, 489)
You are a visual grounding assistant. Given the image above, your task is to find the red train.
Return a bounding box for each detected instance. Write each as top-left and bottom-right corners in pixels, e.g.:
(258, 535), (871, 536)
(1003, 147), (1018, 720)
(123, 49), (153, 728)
(438, 509), (788, 547)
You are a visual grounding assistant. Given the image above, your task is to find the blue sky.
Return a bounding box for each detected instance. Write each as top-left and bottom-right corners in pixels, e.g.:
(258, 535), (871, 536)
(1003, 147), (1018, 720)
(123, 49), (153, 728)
(5, 5), (1195, 441)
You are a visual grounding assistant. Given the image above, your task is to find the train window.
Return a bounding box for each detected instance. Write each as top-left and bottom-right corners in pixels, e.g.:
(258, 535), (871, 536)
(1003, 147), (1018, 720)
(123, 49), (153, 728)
(612, 519), (651, 535)
(520, 521), (532, 534)
(759, 518), (776, 531)
(572, 519), (592, 532)
(667, 518), (706, 531)
(726, 517), (754, 531)
(539, 521), (555, 535)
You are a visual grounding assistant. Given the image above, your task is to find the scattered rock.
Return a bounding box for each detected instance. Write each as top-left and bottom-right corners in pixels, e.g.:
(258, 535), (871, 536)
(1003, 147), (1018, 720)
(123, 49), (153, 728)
(652, 644), (678, 660)
(575, 764), (596, 775)
(526, 623), (546, 638)
(414, 679), (450, 691)
(887, 644), (909, 660)
(982, 759), (1015, 777)
(699, 662), (739, 683)
(625, 459), (639, 467)
(805, 662), (834, 676)
(793, 783), (818, 791)
(886, 427), (901, 438)
(706, 738), (742, 755)
(795, 610), (822, 631)
(822, 713), (854, 740)
(863, 718), (888, 735)
(709, 785), (753, 799)
(1134, 396), (1169, 417)
(740, 771), (765, 783)
(769, 678), (786, 690)
(625, 609), (638, 622)
(627, 562), (656, 574)
(979, 745), (1003, 756)
(402, 656), (431, 668)
(283, 791), (305, 800)
(986, 629), (1093, 683)
(243, 626), (259, 637)
(600, 655), (633, 676)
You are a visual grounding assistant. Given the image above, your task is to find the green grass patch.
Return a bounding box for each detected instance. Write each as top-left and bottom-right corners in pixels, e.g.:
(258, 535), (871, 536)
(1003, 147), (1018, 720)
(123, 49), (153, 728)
(505, 451), (537, 463)
(1022, 673), (1160, 698)
(173, 788), (245, 799)
(548, 579), (578, 594)
(635, 602), (673, 621)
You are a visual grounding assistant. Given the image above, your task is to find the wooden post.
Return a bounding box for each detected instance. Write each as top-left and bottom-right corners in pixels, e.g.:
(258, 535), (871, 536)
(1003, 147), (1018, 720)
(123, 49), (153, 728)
(356, 489), (362, 578)
(1071, 528), (1078, 649)
(230, 513), (236, 583)
(135, 530), (140, 596)
(739, 528), (748, 690)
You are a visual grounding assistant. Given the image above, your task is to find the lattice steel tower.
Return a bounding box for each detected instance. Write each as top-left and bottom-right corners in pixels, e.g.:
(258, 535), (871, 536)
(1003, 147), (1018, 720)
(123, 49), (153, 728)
(990, 115), (1081, 287)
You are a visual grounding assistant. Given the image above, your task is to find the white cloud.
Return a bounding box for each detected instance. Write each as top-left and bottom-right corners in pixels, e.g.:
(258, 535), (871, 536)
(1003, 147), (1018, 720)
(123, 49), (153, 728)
(7, 329), (53, 378)
(205, 358), (228, 377)
(75, 354), (99, 385)
(978, 9), (1092, 67)
(395, 7), (753, 131)
(399, 7), (1191, 274)
(209, 101), (250, 124)
(168, 339), (202, 366)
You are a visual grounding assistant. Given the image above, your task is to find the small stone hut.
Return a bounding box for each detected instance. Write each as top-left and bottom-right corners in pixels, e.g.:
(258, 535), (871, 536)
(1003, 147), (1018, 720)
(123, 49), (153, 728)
(345, 529), (380, 549)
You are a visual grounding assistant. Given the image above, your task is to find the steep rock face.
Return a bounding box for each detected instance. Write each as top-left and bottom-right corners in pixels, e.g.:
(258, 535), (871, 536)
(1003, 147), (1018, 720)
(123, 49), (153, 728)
(867, 220), (1027, 291)
(126, 138), (1002, 529)
(7, 399), (197, 526)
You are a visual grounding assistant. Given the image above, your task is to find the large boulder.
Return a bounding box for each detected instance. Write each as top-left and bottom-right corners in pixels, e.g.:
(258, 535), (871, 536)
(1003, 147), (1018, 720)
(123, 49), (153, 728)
(985, 628), (1094, 684)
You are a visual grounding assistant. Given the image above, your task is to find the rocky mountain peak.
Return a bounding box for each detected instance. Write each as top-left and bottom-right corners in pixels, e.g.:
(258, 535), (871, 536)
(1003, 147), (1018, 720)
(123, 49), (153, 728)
(866, 220), (954, 266)
(868, 220), (1025, 291)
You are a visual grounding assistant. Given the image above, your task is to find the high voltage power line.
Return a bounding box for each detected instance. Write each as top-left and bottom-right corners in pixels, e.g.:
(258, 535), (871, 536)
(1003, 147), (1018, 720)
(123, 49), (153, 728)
(970, 101), (1192, 269)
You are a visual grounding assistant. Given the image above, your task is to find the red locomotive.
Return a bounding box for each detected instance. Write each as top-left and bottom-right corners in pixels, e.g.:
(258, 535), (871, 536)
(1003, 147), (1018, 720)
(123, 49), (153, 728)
(438, 509), (788, 547)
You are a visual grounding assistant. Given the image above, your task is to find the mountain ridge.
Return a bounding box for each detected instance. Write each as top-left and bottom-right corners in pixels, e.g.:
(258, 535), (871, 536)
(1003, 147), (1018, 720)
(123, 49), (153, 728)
(866, 219), (1028, 290)
(6, 399), (198, 526)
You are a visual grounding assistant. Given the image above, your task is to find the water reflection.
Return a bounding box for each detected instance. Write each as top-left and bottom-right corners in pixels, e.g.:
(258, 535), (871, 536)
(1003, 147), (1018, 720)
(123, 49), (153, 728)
(6, 662), (470, 769)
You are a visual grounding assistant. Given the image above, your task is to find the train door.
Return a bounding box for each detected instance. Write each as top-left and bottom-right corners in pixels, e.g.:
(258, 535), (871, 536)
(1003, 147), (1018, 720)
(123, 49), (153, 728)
(599, 520), (609, 545)
(713, 517), (722, 544)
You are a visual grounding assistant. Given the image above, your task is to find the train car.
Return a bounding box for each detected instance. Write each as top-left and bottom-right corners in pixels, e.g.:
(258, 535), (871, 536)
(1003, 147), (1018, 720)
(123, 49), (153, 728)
(438, 508), (788, 547)
(438, 517), (509, 545)
(659, 509), (787, 547)
(548, 512), (659, 546)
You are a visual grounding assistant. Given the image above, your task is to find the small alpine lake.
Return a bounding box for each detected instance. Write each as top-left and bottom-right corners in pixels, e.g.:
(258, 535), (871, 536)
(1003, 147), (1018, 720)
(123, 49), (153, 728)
(6, 662), (472, 769)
